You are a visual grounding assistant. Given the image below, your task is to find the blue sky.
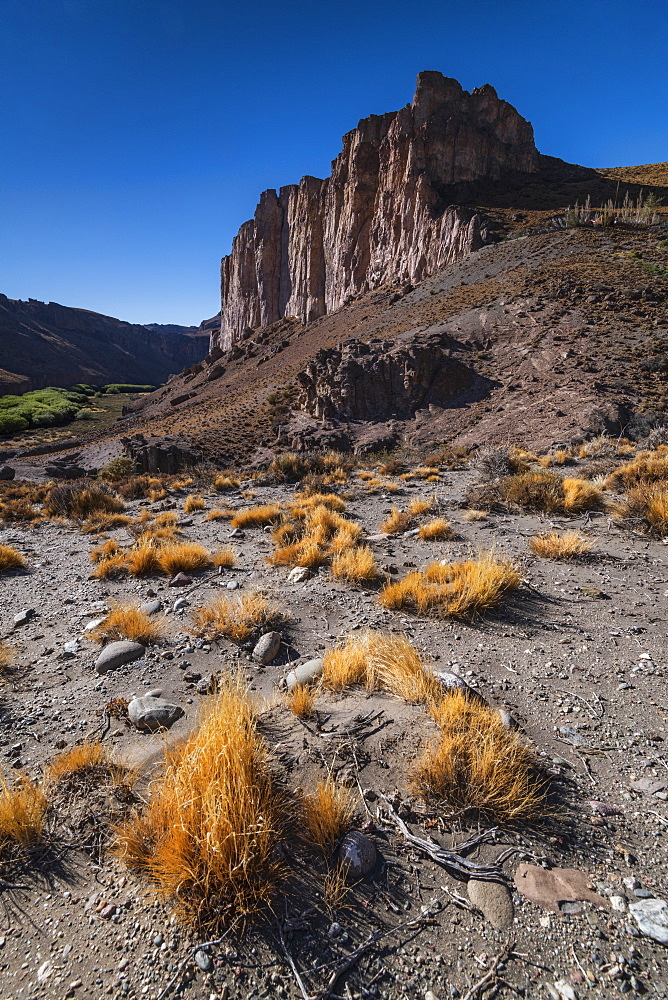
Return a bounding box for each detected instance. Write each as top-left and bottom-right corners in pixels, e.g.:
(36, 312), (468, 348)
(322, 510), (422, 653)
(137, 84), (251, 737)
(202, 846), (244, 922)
(1, 0), (666, 325)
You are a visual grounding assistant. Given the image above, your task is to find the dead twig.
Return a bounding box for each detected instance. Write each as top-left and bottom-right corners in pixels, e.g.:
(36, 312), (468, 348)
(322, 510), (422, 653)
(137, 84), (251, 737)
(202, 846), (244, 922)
(156, 917), (240, 1000)
(460, 940), (516, 1000)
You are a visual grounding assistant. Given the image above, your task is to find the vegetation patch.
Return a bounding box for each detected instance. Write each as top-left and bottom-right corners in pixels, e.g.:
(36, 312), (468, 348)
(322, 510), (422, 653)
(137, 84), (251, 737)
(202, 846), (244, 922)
(529, 531), (594, 559)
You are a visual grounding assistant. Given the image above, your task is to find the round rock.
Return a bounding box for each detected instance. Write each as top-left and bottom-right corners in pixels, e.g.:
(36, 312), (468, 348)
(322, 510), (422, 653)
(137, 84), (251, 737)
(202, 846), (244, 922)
(629, 898), (668, 944)
(434, 670), (480, 700)
(286, 658), (324, 691)
(338, 831), (377, 878)
(252, 631), (282, 665)
(287, 566), (311, 584)
(140, 599), (163, 616)
(95, 640), (145, 675)
(128, 695), (184, 732)
(467, 878), (514, 929)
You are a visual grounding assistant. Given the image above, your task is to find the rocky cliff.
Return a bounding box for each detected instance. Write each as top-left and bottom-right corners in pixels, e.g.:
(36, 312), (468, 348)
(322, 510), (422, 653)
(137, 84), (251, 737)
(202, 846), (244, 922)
(0, 295), (210, 390)
(216, 71), (538, 350)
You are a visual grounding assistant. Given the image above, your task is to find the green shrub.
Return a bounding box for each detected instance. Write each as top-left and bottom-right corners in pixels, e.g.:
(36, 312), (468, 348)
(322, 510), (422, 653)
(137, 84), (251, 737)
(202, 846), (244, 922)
(75, 409), (96, 420)
(103, 384), (156, 394)
(0, 412), (29, 436)
(98, 457), (136, 481)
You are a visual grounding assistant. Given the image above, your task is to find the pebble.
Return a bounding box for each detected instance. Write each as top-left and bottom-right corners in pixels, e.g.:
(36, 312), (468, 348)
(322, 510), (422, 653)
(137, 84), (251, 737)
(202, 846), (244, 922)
(226, 580), (239, 590)
(13, 608), (35, 627)
(338, 831), (377, 878)
(128, 695), (184, 731)
(287, 565), (311, 583)
(328, 922), (342, 937)
(286, 657), (324, 691)
(467, 878), (514, 929)
(169, 572), (192, 587)
(610, 895), (627, 912)
(99, 903), (117, 919)
(629, 898), (668, 943)
(194, 949), (212, 971)
(173, 597), (189, 611)
(95, 640), (145, 674)
(84, 617), (106, 633)
(252, 631), (282, 665)
(141, 599), (163, 615)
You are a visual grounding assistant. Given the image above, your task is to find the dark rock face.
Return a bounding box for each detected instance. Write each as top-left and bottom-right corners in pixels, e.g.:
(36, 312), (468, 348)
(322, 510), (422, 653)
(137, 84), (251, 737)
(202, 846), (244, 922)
(121, 434), (202, 474)
(216, 72), (538, 350)
(0, 294), (209, 390)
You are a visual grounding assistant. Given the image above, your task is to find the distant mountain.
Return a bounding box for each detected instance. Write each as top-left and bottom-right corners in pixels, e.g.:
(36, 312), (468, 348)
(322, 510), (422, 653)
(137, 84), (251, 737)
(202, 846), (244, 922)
(0, 295), (210, 392)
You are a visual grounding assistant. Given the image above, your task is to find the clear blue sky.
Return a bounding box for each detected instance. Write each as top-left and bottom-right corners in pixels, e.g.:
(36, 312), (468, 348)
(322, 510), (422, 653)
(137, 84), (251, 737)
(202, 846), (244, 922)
(1, 0), (666, 326)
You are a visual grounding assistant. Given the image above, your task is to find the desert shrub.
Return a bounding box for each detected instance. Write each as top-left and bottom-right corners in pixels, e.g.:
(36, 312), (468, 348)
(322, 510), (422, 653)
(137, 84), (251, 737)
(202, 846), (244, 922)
(285, 684), (316, 719)
(114, 678), (291, 929)
(98, 457), (136, 482)
(191, 592), (286, 644)
(465, 471), (604, 516)
(528, 531), (594, 559)
(269, 452), (324, 483)
(103, 384), (156, 394)
(44, 483), (124, 519)
(330, 545), (379, 583)
(0, 498), (41, 524)
(90, 603), (166, 644)
(0, 776), (47, 871)
(418, 518), (453, 540)
(613, 484), (668, 536)
(606, 451), (668, 490)
(379, 553), (521, 620)
(231, 504), (283, 528)
(472, 444), (515, 481)
(184, 494), (205, 513)
(411, 690), (547, 823)
(0, 412), (29, 435)
(300, 779), (354, 855)
(0, 543), (26, 573)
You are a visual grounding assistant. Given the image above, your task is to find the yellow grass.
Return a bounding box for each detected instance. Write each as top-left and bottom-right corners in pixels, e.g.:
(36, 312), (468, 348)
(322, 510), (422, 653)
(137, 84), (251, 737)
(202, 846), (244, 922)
(562, 477), (605, 514)
(613, 484), (668, 536)
(46, 740), (105, 780)
(0, 642), (15, 674)
(381, 507), (412, 534)
(379, 553), (521, 620)
(184, 494), (205, 513)
(358, 471), (376, 481)
(413, 467), (440, 479)
(125, 539), (163, 576)
(462, 509), (488, 521)
(300, 779), (355, 855)
(323, 632), (442, 705)
(270, 538), (329, 569)
(529, 531), (594, 560)
(607, 452), (668, 489)
(90, 603), (166, 644)
(44, 485), (125, 519)
(0, 543), (26, 572)
(322, 638), (370, 691)
(330, 545), (379, 583)
(411, 690), (547, 823)
(90, 538), (121, 563)
(81, 512), (134, 534)
(206, 508), (235, 521)
(157, 542), (212, 576)
(213, 474), (241, 491)
(154, 511), (178, 527)
(91, 552), (128, 578)
(114, 677), (290, 929)
(328, 523), (363, 553)
(293, 492), (346, 512)
(0, 776), (47, 856)
(213, 546), (236, 568)
(418, 518), (453, 540)
(191, 591), (285, 644)
(407, 497), (435, 517)
(286, 684), (316, 719)
(231, 504), (283, 528)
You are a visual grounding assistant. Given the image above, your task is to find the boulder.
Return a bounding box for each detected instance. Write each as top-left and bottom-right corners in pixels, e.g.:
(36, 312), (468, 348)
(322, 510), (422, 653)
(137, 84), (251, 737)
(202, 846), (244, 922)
(286, 658), (324, 691)
(128, 695), (184, 732)
(252, 631), (282, 665)
(95, 640), (145, 675)
(0, 465), (15, 480)
(338, 832), (377, 878)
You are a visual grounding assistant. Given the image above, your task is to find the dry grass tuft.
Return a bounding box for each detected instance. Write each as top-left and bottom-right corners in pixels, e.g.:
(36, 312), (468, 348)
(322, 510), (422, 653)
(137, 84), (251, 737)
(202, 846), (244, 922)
(286, 684), (316, 719)
(407, 497), (435, 517)
(529, 531), (594, 560)
(462, 509), (488, 521)
(465, 471), (605, 516)
(379, 553), (521, 620)
(0, 776), (47, 861)
(411, 690), (547, 824)
(418, 518), (453, 540)
(0, 642), (16, 674)
(212, 546), (236, 568)
(124, 539), (163, 576)
(330, 545), (379, 583)
(293, 492), (346, 512)
(158, 541), (212, 576)
(213, 474), (241, 491)
(322, 637), (369, 691)
(191, 591), (286, 644)
(0, 543), (26, 573)
(606, 451), (668, 490)
(114, 678), (291, 929)
(46, 740), (105, 781)
(90, 603), (166, 644)
(154, 511), (178, 527)
(206, 508), (235, 521)
(90, 538), (212, 578)
(323, 632), (442, 705)
(561, 477), (605, 514)
(44, 484), (125, 519)
(300, 779), (355, 855)
(81, 512), (133, 534)
(231, 504), (283, 528)
(613, 484), (668, 536)
(0, 498), (42, 524)
(184, 494), (205, 513)
(381, 507), (412, 534)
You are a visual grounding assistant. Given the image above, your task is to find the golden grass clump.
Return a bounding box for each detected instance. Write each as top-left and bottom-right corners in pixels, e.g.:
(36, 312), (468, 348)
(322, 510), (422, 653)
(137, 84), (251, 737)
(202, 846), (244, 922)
(46, 740), (105, 781)
(192, 591), (285, 644)
(44, 484), (125, 519)
(407, 497), (435, 517)
(300, 779), (355, 855)
(213, 546), (236, 568)
(286, 684), (316, 719)
(154, 511), (178, 527)
(379, 553), (521, 620)
(158, 541), (212, 576)
(411, 690), (547, 824)
(0, 543), (26, 573)
(90, 602), (166, 645)
(613, 483), (668, 536)
(0, 776), (47, 859)
(606, 451), (668, 489)
(418, 518), (453, 540)
(206, 507), (235, 521)
(0, 642), (16, 673)
(91, 538), (212, 578)
(231, 504), (283, 528)
(381, 507), (412, 534)
(462, 509), (489, 521)
(213, 474), (240, 491)
(561, 477), (605, 514)
(529, 531), (594, 560)
(81, 512), (134, 534)
(293, 492), (346, 512)
(323, 631), (443, 706)
(330, 545), (379, 583)
(114, 677), (290, 929)
(466, 470), (604, 516)
(0, 498), (42, 524)
(322, 636), (370, 691)
(184, 494), (205, 513)
(124, 539), (163, 576)
(268, 503), (363, 573)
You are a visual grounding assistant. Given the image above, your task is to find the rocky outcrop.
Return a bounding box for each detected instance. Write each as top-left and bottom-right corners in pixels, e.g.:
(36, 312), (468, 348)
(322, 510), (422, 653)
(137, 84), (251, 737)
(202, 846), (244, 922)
(216, 72), (538, 350)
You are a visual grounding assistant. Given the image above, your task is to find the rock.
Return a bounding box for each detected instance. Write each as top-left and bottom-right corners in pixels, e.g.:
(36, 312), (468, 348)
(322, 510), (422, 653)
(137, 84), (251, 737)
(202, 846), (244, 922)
(121, 433), (202, 475)
(95, 641), (145, 675)
(0, 465), (15, 480)
(63, 639), (81, 655)
(173, 597), (189, 611)
(514, 864), (608, 914)
(169, 572), (192, 587)
(252, 631), (282, 665)
(141, 600), (162, 616)
(338, 831), (377, 878)
(287, 566), (311, 584)
(84, 617), (106, 633)
(286, 658), (324, 691)
(434, 670), (481, 700)
(216, 72), (536, 351)
(629, 899), (668, 944)
(13, 608), (35, 627)
(610, 895), (627, 912)
(194, 949), (212, 971)
(497, 708), (518, 729)
(99, 903), (117, 919)
(328, 922), (342, 938)
(128, 695), (184, 732)
(196, 676), (217, 695)
(226, 580), (239, 590)
(467, 878), (514, 929)
(558, 725), (588, 747)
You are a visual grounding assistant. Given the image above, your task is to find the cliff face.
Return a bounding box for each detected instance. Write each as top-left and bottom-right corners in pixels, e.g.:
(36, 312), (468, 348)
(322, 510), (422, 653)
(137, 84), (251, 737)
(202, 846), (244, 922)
(216, 72), (538, 350)
(0, 295), (209, 390)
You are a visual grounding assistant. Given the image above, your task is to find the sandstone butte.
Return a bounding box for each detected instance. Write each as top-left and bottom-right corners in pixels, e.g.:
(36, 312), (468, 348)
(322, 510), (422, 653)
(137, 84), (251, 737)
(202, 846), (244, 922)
(216, 71), (538, 351)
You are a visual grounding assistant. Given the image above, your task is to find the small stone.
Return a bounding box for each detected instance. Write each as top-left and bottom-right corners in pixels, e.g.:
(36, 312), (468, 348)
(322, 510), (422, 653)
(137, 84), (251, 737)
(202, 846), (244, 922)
(99, 903), (116, 919)
(141, 600), (162, 616)
(467, 879), (514, 929)
(128, 695), (184, 732)
(37, 961), (53, 982)
(497, 708), (518, 729)
(195, 949), (212, 971)
(196, 676), (216, 695)
(13, 608), (35, 627)
(252, 631), (282, 665)
(153, 933), (164, 946)
(287, 566), (311, 583)
(610, 895), (627, 912)
(286, 658), (324, 691)
(629, 898), (668, 943)
(338, 831), (377, 878)
(169, 572), (192, 587)
(62, 639), (80, 655)
(226, 580), (239, 590)
(84, 618), (106, 633)
(425, 992), (440, 1000)
(173, 597), (189, 611)
(328, 922), (342, 937)
(95, 640), (145, 675)
(118, 958), (129, 971)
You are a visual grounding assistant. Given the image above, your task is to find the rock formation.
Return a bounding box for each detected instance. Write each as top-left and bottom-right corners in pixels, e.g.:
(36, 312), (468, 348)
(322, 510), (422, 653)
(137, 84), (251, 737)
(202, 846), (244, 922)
(216, 71), (538, 350)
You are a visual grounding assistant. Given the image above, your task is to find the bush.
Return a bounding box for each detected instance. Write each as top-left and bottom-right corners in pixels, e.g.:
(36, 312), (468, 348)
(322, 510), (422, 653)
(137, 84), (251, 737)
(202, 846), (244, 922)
(102, 384), (156, 394)
(0, 412), (29, 435)
(98, 457), (136, 482)
(44, 483), (124, 519)
(75, 409), (96, 420)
